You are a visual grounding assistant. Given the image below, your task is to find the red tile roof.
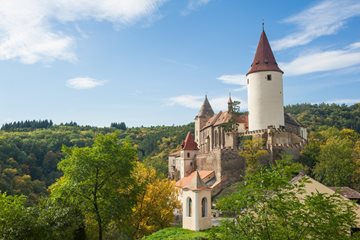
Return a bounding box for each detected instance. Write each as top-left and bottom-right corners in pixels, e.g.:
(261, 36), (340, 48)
(247, 31), (283, 75)
(176, 170), (213, 190)
(202, 111), (248, 130)
(181, 132), (198, 150)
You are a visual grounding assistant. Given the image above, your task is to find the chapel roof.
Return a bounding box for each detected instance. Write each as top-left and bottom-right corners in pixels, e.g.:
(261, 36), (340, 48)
(176, 170), (211, 190)
(202, 111), (248, 130)
(329, 187), (360, 200)
(247, 30), (283, 75)
(197, 95), (215, 118)
(181, 132), (198, 151)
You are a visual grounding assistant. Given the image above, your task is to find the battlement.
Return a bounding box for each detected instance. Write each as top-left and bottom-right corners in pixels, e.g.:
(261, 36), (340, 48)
(239, 126), (288, 136)
(270, 139), (307, 149)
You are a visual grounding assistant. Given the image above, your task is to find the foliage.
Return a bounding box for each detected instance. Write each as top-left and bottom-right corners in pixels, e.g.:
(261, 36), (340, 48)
(1, 120), (54, 131)
(50, 133), (137, 240)
(0, 193), (82, 240)
(0, 192), (38, 240)
(129, 163), (180, 239)
(285, 103), (360, 132)
(110, 122), (127, 130)
(239, 138), (268, 176)
(216, 160), (358, 240)
(0, 123), (192, 201)
(143, 227), (210, 240)
(299, 127), (360, 189)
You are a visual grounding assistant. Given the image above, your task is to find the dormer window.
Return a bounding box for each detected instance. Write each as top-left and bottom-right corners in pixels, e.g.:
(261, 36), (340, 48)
(266, 74), (272, 81)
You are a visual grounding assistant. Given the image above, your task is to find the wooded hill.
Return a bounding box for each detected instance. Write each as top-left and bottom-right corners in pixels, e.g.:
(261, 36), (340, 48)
(0, 102), (359, 202)
(0, 123), (193, 202)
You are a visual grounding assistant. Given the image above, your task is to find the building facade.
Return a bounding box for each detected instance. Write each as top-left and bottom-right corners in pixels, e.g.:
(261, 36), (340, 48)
(169, 29), (308, 231)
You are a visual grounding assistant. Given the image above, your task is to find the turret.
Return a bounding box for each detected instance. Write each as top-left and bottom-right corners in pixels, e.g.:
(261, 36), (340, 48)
(194, 95), (214, 144)
(180, 132), (198, 178)
(182, 171), (212, 231)
(246, 29), (284, 131)
(227, 94), (233, 113)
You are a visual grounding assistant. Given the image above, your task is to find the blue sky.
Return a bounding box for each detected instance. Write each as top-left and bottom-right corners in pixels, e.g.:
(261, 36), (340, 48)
(0, 0), (360, 127)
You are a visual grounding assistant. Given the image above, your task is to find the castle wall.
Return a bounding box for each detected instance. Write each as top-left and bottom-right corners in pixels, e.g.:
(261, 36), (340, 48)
(195, 150), (222, 180)
(220, 149), (246, 185)
(195, 148), (245, 188)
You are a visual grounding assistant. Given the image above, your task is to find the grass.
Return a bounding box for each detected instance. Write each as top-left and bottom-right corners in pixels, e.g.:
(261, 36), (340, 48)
(143, 227), (210, 240)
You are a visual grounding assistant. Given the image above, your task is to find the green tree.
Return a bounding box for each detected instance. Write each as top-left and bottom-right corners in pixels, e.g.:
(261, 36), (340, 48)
(50, 133), (137, 240)
(239, 138), (268, 176)
(0, 192), (38, 240)
(314, 137), (355, 186)
(216, 160), (358, 240)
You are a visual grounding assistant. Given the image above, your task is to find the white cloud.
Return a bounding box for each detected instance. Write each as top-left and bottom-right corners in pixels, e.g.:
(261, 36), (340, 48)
(181, 0), (211, 16)
(66, 77), (107, 90)
(272, 0), (360, 51)
(168, 95), (247, 111)
(217, 74), (246, 86)
(0, 0), (166, 64)
(323, 99), (360, 105)
(348, 42), (360, 50)
(168, 95), (203, 109)
(280, 43), (360, 76)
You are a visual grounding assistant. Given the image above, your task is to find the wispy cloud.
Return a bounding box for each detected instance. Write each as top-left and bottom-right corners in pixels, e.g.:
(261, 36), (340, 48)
(168, 95), (247, 111)
(181, 0), (211, 16)
(0, 0), (166, 64)
(66, 77), (107, 90)
(280, 42), (360, 76)
(272, 0), (360, 51)
(217, 74), (246, 85)
(217, 74), (247, 92)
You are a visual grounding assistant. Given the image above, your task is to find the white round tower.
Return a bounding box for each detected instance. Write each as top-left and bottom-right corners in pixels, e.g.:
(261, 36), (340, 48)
(247, 30), (284, 131)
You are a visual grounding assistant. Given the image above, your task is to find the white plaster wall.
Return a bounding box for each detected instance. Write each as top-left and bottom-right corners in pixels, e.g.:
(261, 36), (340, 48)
(182, 189), (212, 231)
(247, 71), (285, 131)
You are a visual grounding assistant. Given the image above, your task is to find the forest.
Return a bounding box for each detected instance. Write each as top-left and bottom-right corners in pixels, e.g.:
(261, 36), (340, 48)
(0, 102), (360, 239)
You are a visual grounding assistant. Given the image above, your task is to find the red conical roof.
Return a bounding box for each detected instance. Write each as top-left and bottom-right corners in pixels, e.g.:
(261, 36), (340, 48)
(247, 31), (283, 75)
(181, 132), (198, 150)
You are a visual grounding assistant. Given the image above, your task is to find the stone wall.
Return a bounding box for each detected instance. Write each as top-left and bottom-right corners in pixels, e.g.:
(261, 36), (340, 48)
(220, 149), (245, 186)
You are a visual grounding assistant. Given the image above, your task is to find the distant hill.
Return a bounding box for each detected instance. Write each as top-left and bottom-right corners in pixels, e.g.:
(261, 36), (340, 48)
(1, 102), (359, 202)
(0, 123), (193, 202)
(285, 103), (360, 132)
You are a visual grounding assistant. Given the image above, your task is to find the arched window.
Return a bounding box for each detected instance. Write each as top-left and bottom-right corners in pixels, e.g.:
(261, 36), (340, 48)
(201, 197), (208, 217)
(214, 130), (218, 147)
(206, 136), (210, 153)
(187, 197), (192, 217)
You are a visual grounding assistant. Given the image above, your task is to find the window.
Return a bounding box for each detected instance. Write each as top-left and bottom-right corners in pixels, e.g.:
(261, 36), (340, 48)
(187, 152), (190, 158)
(247, 78), (249, 84)
(266, 74), (272, 81)
(187, 197), (192, 217)
(201, 197), (208, 217)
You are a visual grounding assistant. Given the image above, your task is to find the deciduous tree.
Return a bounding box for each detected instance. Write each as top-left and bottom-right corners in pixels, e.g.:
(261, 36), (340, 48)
(50, 133), (137, 240)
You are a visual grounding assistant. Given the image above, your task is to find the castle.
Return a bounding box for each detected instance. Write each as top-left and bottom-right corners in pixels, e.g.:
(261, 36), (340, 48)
(169, 29), (308, 231)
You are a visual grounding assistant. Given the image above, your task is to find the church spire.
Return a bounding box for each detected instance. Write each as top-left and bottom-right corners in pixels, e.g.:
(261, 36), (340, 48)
(246, 29), (283, 75)
(197, 95), (214, 118)
(227, 92), (233, 113)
